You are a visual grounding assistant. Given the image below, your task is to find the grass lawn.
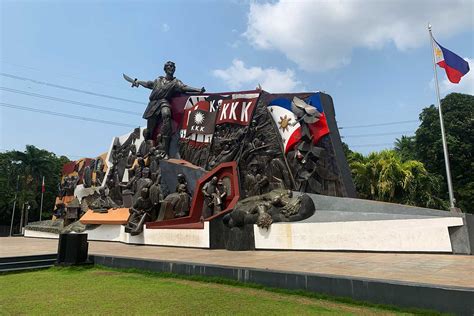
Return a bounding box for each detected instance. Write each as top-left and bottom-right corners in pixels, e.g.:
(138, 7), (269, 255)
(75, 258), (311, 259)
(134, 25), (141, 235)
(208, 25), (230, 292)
(0, 267), (433, 315)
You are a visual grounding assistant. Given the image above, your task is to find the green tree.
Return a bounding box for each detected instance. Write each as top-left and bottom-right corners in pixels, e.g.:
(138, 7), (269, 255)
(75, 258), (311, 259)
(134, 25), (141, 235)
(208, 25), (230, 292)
(394, 135), (417, 161)
(0, 146), (69, 226)
(349, 150), (446, 209)
(13, 145), (55, 207)
(414, 93), (473, 212)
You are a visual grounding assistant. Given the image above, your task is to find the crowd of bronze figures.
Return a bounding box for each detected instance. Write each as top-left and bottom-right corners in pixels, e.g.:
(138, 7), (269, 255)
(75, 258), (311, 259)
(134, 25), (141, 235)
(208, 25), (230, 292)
(50, 62), (356, 235)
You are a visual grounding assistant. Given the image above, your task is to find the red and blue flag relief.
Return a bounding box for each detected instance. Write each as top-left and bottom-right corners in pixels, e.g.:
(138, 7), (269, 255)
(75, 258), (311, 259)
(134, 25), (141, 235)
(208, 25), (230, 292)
(433, 38), (470, 84)
(267, 93), (330, 153)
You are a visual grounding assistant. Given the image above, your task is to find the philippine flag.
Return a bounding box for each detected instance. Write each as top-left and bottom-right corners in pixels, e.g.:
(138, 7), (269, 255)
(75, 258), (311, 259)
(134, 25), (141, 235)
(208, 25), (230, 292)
(267, 93), (330, 153)
(433, 39), (470, 84)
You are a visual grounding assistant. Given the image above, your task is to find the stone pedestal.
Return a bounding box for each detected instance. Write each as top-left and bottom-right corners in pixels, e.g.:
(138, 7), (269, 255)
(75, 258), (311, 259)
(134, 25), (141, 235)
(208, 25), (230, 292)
(56, 233), (90, 266)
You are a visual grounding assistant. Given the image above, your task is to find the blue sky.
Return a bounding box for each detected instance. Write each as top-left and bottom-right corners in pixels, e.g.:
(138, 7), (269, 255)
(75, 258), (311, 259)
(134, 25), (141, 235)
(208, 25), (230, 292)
(1, 0), (472, 159)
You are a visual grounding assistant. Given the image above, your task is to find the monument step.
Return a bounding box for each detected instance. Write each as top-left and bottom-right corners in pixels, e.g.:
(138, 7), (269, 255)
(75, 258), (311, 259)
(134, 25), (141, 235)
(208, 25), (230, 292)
(0, 254), (56, 272)
(0, 264), (54, 273)
(0, 253), (56, 263)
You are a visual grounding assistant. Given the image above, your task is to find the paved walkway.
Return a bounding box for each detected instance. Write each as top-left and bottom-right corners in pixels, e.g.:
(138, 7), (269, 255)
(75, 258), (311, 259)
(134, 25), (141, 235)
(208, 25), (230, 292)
(1, 236), (473, 288)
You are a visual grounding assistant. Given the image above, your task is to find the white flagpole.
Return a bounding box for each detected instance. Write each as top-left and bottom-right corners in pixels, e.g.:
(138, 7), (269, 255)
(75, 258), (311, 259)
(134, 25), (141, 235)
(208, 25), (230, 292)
(428, 24), (456, 211)
(39, 176), (45, 220)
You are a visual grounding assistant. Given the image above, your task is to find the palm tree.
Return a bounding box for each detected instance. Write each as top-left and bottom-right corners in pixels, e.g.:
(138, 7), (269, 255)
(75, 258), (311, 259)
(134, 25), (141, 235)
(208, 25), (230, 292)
(394, 135), (417, 161)
(14, 145), (54, 185)
(12, 145), (55, 217)
(349, 149), (446, 209)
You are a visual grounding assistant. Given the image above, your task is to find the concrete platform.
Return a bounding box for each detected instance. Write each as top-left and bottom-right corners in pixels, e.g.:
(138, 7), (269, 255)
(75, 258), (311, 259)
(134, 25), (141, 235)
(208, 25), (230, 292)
(26, 192), (472, 253)
(1, 236), (472, 288)
(25, 223), (211, 248)
(1, 237), (473, 314)
(100, 248), (473, 289)
(80, 208), (130, 225)
(255, 216), (464, 252)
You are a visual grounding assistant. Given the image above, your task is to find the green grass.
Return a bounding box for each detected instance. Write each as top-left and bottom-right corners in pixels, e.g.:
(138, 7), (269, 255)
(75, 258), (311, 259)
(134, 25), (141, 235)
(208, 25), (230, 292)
(0, 267), (441, 315)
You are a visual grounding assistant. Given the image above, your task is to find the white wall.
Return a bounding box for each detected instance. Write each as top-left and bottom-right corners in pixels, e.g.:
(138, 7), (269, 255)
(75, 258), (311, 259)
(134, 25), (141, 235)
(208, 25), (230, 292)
(26, 222), (210, 248)
(26, 217), (463, 252)
(254, 217), (463, 252)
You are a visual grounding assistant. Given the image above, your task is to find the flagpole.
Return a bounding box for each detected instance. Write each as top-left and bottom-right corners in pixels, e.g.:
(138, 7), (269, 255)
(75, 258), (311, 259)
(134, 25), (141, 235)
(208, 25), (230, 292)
(428, 24), (456, 211)
(39, 176), (45, 221)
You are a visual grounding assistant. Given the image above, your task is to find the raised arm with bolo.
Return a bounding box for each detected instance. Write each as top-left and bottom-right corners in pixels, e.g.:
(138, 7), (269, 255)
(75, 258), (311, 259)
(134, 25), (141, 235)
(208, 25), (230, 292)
(123, 61), (205, 159)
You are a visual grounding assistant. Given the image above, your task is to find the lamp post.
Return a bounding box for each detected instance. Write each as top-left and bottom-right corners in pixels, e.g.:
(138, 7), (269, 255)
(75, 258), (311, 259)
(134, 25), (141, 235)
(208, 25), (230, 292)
(9, 160), (22, 237)
(19, 202), (25, 236)
(24, 201), (31, 233)
(9, 175), (20, 237)
(19, 201), (30, 236)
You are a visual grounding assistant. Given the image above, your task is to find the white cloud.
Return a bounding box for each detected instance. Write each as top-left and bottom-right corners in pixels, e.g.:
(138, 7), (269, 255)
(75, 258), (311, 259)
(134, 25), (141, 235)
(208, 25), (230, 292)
(161, 23), (170, 32)
(245, 0), (473, 71)
(439, 58), (473, 95)
(213, 59), (303, 92)
(227, 40), (241, 49)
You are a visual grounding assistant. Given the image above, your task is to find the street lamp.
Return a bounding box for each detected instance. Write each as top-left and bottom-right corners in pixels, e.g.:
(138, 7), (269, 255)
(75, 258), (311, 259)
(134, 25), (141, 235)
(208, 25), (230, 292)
(25, 201), (31, 228)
